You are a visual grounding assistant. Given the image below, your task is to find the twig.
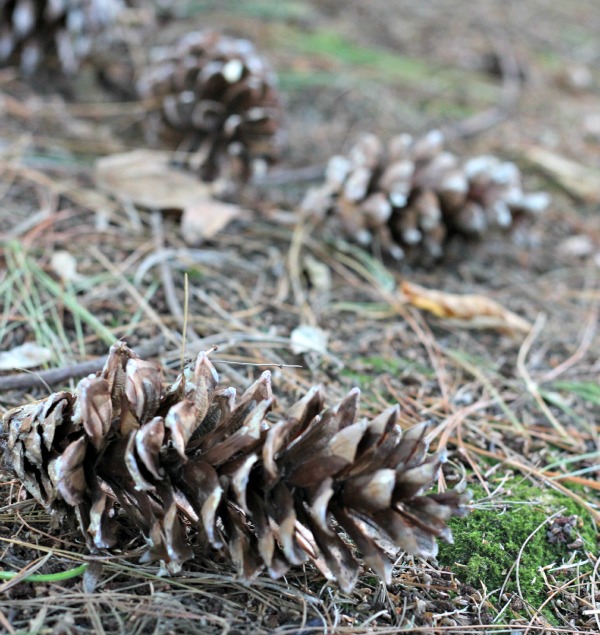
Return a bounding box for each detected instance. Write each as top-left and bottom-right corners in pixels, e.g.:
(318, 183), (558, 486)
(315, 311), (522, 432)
(89, 245), (180, 346)
(0, 552), (53, 593)
(540, 300), (598, 383)
(514, 509), (566, 623)
(150, 210), (200, 342)
(516, 313), (571, 439)
(452, 439), (600, 523)
(590, 554), (600, 633)
(0, 335), (164, 392)
(443, 23), (522, 140)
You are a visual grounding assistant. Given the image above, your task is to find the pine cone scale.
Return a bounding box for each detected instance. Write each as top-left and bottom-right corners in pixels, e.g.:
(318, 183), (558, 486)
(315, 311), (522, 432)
(139, 30), (284, 183)
(332, 504), (393, 584)
(54, 436), (88, 505)
(303, 130), (550, 260)
(2, 343), (467, 590)
(0, 0), (125, 74)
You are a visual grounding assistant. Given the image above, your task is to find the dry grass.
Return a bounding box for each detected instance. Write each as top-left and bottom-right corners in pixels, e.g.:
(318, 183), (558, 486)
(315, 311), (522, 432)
(0, 0), (599, 633)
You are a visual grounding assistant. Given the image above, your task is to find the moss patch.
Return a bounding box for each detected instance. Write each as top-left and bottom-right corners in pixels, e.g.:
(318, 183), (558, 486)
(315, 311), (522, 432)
(275, 26), (499, 110)
(340, 355), (435, 394)
(437, 480), (598, 618)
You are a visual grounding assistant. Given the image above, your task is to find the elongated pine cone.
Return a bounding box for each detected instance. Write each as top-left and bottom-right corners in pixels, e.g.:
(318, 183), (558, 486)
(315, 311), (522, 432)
(0, 0), (126, 74)
(2, 343), (466, 591)
(138, 31), (284, 183)
(302, 130), (551, 261)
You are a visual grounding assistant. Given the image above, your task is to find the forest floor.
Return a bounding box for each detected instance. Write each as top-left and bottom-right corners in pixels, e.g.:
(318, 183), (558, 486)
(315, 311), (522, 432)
(0, 1), (599, 633)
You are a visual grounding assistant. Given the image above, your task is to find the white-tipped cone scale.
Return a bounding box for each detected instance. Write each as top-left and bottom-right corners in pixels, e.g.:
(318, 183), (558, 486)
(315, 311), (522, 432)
(138, 30), (284, 183)
(302, 130), (550, 262)
(0, 0), (126, 74)
(3, 343), (467, 592)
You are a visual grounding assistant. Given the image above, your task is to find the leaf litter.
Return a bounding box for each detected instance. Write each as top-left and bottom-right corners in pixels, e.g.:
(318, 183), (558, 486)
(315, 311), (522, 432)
(0, 1), (599, 634)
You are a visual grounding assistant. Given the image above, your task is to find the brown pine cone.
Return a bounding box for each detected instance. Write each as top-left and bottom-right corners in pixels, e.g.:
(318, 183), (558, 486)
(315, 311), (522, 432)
(0, 0), (126, 74)
(2, 342), (467, 591)
(138, 31), (285, 183)
(302, 130), (550, 261)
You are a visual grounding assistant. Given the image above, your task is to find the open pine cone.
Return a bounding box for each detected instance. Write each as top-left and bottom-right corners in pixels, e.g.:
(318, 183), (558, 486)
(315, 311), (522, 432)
(0, 0), (126, 74)
(302, 130), (551, 261)
(2, 342), (466, 591)
(138, 31), (284, 183)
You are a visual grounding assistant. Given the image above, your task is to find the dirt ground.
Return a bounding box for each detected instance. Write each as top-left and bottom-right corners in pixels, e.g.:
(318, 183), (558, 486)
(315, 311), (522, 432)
(0, 1), (599, 633)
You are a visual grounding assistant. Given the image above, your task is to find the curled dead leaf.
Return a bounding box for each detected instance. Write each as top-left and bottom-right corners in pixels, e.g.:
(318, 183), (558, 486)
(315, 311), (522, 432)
(401, 281), (531, 335)
(522, 146), (600, 203)
(95, 150), (250, 243)
(181, 199), (250, 245)
(0, 343), (53, 371)
(50, 251), (83, 283)
(94, 150), (212, 209)
(290, 324), (329, 355)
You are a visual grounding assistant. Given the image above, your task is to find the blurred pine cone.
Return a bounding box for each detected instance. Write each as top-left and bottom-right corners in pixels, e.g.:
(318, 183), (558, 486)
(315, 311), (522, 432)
(0, 0), (126, 74)
(3, 342), (466, 591)
(138, 31), (284, 183)
(302, 130), (550, 261)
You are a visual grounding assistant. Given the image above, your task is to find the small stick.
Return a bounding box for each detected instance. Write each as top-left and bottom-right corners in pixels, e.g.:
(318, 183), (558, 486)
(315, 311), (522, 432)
(181, 272), (190, 372)
(151, 210), (200, 343)
(443, 23), (522, 141)
(0, 335), (165, 393)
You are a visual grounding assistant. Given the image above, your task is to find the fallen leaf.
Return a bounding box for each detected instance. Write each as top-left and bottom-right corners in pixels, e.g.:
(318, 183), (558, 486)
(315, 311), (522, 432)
(290, 325), (329, 355)
(50, 251), (83, 283)
(303, 255), (331, 293)
(522, 146), (600, 203)
(181, 200), (249, 245)
(401, 281), (531, 334)
(94, 150), (212, 209)
(0, 343), (53, 371)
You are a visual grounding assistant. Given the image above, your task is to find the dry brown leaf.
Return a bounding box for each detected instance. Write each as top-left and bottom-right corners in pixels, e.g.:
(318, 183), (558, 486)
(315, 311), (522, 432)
(181, 200), (250, 245)
(0, 343), (53, 371)
(94, 150), (212, 209)
(50, 250), (83, 283)
(522, 146), (600, 203)
(400, 281), (532, 334)
(290, 324), (329, 355)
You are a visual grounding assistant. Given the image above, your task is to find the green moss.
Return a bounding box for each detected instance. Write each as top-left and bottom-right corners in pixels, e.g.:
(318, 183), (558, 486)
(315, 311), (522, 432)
(438, 480), (598, 618)
(277, 69), (340, 90)
(186, 267), (205, 282)
(278, 27), (498, 103)
(341, 355), (435, 391)
(183, 0), (311, 20)
(361, 355), (434, 378)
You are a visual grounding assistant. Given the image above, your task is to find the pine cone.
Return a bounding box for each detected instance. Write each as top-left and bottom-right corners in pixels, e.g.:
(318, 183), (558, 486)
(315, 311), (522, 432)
(138, 31), (284, 183)
(0, 0), (126, 74)
(2, 343), (466, 591)
(302, 130), (551, 261)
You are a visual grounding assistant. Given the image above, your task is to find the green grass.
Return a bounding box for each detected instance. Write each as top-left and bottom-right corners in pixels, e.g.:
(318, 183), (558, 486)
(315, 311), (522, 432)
(341, 354), (435, 393)
(182, 0), (311, 20)
(277, 27), (498, 102)
(0, 563), (88, 583)
(4, 242), (116, 362)
(550, 380), (600, 406)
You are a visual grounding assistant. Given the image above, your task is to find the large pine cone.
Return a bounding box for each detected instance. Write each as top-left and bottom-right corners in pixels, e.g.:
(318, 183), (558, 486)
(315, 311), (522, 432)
(2, 343), (466, 591)
(138, 31), (284, 183)
(302, 130), (550, 261)
(0, 0), (126, 74)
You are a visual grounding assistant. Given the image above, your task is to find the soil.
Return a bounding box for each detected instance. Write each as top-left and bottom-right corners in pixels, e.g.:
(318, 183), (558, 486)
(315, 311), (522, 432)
(0, 1), (599, 633)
